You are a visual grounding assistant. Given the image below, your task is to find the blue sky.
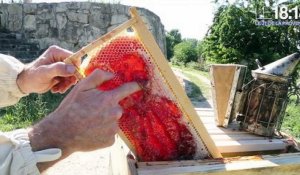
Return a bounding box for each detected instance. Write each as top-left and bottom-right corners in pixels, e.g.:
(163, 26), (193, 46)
(31, 0), (216, 40)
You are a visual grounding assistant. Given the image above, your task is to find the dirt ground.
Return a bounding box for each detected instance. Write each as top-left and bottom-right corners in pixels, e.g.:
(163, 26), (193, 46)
(45, 147), (111, 175)
(44, 69), (212, 175)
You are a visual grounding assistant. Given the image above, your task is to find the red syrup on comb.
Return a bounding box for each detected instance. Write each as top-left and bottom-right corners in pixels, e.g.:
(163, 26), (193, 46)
(84, 36), (196, 161)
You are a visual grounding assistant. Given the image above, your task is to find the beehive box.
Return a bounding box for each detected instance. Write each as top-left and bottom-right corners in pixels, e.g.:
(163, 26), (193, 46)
(109, 100), (300, 175)
(109, 129), (300, 175)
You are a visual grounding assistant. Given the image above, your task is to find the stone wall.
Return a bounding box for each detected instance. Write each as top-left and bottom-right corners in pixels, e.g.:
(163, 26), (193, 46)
(0, 2), (166, 54)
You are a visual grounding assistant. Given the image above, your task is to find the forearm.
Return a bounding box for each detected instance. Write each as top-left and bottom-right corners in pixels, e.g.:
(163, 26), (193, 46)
(28, 113), (73, 171)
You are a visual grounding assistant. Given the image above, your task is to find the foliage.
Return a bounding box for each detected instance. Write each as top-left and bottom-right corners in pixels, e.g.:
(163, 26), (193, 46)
(288, 66), (300, 104)
(202, 1), (300, 101)
(202, 3), (299, 65)
(171, 41), (198, 66)
(166, 29), (182, 60)
(171, 64), (210, 78)
(196, 41), (204, 59)
(186, 61), (210, 72)
(282, 96), (300, 139)
(183, 38), (198, 48)
(186, 61), (203, 70)
(0, 92), (66, 131)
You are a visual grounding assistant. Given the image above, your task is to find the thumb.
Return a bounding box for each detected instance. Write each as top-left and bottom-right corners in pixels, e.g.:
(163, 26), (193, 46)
(41, 62), (76, 78)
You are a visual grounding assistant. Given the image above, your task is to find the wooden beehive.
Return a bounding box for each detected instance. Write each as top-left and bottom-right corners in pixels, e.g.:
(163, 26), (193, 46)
(110, 145), (300, 175)
(110, 110), (300, 175)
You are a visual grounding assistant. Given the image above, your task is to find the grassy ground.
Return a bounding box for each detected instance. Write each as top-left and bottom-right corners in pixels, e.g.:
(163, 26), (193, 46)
(281, 96), (300, 140)
(0, 92), (66, 131)
(171, 64), (209, 78)
(171, 65), (211, 102)
(181, 71), (211, 100)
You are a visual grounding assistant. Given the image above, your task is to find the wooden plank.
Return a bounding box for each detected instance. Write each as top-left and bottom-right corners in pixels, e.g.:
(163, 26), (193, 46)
(129, 7), (222, 158)
(195, 106), (286, 155)
(110, 135), (138, 175)
(196, 113), (214, 117)
(137, 159), (224, 169)
(203, 124), (241, 133)
(223, 65), (247, 127)
(194, 108), (214, 112)
(111, 131), (297, 175)
(195, 109), (214, 118)
(210, 65), (236, 126)
(200, 117), (216, 124)
(118, 131), (137, 156)
(222, 66), (240, 127)
(210, 134), (270, 141)
(216, 139), (285, 153)
(196, 110), (214, 120)
(206, 129), (249, 135)
(137, 153), (300, 175)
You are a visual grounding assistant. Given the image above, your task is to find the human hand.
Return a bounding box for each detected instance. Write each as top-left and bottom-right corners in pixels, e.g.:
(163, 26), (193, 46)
(29, 69), (140, 157)
(17, 45), (79, 94)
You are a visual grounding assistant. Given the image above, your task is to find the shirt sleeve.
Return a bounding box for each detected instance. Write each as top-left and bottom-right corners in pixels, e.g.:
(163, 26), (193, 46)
(0, 129), (62, 175)
(0, 54), (28, 108)
(0, 54), (62, 174)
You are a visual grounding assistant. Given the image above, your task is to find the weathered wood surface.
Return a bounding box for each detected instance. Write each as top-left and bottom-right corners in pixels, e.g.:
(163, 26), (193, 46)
(110, 135), (137, 175)
(137, 153), (300, 175)
(195, 108), (286, 155)
(111, 136), (300, 175)
(210, 65), (236, 126)
(224, 65), (247, 127)
(210, 65), (247, 127)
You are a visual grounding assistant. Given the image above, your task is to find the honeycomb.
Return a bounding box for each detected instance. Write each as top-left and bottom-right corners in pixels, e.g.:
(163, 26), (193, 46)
(83, 31), (209, 161)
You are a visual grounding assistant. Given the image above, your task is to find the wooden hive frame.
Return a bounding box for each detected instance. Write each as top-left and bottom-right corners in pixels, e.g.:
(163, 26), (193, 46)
(64, 7), (222, 159)
(110, 136), (300, 175)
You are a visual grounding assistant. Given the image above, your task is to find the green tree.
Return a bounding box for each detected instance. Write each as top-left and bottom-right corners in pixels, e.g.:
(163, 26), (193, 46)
(196, 40), (204, 59)
(202, 4), (298, 67)
(202, 6), (256, 64)
(172, 41), (197, 65)
(166, 29), (182, 60)
(183, 38), (198, 48)
(202, 1), (300, 103)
